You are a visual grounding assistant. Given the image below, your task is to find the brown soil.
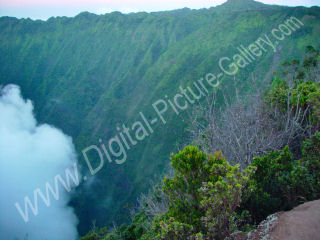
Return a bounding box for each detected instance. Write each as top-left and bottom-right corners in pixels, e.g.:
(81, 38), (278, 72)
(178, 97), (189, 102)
(270, 200), (320, 240)
(228, 200), (320, 240)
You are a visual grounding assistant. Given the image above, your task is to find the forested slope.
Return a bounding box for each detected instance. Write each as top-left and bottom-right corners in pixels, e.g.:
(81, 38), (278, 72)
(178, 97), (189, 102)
(0, 0), (319, 233)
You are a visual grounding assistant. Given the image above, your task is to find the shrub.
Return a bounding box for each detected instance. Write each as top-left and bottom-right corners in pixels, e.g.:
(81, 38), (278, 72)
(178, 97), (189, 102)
(157, 146), (253, 239)
(242, 133), (320, 224)
(299, 132), (320, 199)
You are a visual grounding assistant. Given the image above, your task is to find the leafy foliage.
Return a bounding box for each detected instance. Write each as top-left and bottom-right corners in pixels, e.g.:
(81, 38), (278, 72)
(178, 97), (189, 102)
(299, 132), (320, 198)
(242, 133), (320, 224)
(1, 0), (319, 234)
(156, 146), (254, 239)
(82, 131), (319, 239)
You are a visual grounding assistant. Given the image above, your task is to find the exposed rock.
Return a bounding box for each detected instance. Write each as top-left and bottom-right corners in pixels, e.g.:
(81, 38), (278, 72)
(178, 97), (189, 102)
(270, 200), (320, 240)
(228, 200), (320, 240)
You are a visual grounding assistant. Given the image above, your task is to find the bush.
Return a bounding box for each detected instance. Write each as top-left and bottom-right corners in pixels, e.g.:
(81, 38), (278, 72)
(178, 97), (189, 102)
(242, 133), (320, 224)
(156, 146), (253, 239)
(299, 132), (320, 199)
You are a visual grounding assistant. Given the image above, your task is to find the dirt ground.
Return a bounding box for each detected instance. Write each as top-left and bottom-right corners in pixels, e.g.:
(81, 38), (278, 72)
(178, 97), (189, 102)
(228, 200), (320, 240)
(270, 200), (320, 240)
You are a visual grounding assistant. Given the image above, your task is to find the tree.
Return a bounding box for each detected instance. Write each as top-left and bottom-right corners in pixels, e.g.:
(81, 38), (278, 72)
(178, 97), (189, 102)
(190, 47), (320, 167)
(241, 132), (320, 224)
(156, 146), (253, 239)
(299, 132), (320, 199)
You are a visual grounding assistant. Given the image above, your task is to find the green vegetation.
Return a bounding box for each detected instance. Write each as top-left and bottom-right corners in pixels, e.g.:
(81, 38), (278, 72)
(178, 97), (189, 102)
(80, 46), (319, 239)
(81, 132), (319, 239)
(139, 147), (253, 239)
(0, 0), (319, 234)
(160, 147), (254, 240)
(242, 139), (320, 224)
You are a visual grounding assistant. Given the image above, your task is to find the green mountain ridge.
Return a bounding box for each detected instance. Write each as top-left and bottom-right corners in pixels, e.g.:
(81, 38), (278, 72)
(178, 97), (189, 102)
(0, 0), (319, 234)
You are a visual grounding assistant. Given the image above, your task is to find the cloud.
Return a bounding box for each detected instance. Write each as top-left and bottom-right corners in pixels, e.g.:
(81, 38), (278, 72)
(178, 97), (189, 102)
(0, 85), (79, 240)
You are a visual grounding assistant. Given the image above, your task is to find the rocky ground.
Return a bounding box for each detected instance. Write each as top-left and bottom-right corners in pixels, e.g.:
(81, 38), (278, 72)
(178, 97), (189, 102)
(228, 200), (320, 240)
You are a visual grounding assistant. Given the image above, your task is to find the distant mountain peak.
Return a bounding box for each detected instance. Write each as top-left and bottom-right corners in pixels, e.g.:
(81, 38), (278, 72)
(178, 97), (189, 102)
(220, 0), (266, 11)
(227, 0), (254, 2)
(225, 0), (259, 4)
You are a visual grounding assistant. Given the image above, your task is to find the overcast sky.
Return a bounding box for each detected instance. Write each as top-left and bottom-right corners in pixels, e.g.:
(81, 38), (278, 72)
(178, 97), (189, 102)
(0, 0), (319, 20)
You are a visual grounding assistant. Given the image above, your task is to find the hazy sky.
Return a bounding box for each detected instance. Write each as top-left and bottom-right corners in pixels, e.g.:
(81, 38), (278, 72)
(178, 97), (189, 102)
(0, 0), (319, 20)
